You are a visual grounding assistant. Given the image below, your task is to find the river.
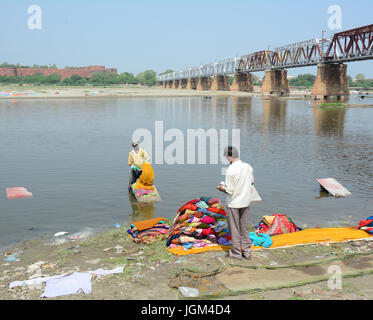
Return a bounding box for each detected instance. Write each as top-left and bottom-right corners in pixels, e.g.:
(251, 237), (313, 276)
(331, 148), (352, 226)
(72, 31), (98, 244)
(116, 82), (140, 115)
(0, 95), (372, 249)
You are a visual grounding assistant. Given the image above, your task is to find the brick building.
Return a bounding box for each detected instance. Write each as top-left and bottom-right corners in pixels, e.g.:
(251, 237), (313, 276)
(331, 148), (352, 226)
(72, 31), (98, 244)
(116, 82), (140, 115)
(0, 65), (118, 80)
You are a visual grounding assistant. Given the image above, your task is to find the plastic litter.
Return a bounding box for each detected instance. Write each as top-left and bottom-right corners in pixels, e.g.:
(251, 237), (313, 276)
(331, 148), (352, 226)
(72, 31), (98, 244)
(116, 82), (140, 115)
(54, 232), (68, 237)
(178, 286), (200, 298)
(114, 223), (120, 228)
(6, 187), (33, 199)
(4, 254), (19, 262)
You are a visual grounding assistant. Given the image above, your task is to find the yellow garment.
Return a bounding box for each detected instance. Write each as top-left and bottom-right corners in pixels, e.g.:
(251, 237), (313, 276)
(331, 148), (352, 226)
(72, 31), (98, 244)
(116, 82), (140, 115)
(252, 227), (372, 250)
(168, 227), (373, 255)
(262, 215), (275, 226)
(134, 162), (155, 191)
(168, 245), (231, 256)
(128, 148), (150, 170)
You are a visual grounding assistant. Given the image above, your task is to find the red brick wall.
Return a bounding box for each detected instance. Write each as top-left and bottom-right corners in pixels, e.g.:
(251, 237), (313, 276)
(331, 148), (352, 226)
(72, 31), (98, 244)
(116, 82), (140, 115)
(0, 68), (17, 76)
(0, 66), (117, 80)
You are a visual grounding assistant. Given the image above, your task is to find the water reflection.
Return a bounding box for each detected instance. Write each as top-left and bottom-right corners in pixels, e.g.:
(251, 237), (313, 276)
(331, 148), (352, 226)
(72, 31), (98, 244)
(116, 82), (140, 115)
(231, 96), (252, 124)
(312, 105), (346, 137)
(261, 97), (287, 134)
(128, 193), (155, 223)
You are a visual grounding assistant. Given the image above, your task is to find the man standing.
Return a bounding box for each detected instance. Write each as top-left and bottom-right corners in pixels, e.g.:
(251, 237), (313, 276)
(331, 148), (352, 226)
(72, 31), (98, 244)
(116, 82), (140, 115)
(128, 141), (150, 189)
(217, 146), (254, 260)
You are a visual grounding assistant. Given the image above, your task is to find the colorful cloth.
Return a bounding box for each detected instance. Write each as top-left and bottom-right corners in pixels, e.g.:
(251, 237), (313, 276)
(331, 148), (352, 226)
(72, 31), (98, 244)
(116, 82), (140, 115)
(255, 213), (301, 236)
(167, 197), (230, 253)
(358, 216), (373, 234)
(128, 217), (169, 244)
(134, 162), (155, 191)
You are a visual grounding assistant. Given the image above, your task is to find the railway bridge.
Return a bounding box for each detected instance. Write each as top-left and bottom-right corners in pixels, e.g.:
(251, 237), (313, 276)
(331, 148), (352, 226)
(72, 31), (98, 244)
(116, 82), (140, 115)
(157, 24), (373, 100)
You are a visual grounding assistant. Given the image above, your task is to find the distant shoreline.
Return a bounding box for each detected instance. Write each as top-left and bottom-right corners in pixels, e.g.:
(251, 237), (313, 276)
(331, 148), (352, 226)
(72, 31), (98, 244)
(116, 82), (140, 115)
(0, 85), (311, 100)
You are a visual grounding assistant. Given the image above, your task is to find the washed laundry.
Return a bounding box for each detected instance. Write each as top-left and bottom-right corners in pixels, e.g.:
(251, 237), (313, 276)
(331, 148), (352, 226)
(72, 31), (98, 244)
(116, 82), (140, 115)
(167, 197), (232, 254)
(128, 217), (170, 244)
(9, 267), (124, 298)
(249, 232), (273, 248)
(255, 213), (302, 236)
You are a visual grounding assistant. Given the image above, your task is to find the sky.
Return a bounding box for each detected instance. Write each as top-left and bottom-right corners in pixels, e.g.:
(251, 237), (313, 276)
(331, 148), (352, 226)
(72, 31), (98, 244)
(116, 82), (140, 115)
(0, 0), (372, 78)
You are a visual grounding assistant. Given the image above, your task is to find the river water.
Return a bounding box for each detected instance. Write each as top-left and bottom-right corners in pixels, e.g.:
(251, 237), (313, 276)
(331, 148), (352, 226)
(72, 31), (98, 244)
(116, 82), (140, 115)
(0, 95), (372, 249)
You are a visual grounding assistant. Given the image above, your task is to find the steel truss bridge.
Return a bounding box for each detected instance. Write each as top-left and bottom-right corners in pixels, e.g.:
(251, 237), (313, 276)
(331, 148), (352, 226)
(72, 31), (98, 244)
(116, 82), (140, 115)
(157, 24), (373, 82)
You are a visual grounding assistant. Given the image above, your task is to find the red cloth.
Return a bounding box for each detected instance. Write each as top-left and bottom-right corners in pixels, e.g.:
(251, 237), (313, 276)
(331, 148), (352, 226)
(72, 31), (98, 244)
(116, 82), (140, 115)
(359, 219), (373, 228)
(177, 200), (199, 213)
(207, 197), (220, 205)
(200, 228), (212, 236)
(264, 214), (296, 236)
(208, 207), (226, 216)
(178, 203), (198, 213)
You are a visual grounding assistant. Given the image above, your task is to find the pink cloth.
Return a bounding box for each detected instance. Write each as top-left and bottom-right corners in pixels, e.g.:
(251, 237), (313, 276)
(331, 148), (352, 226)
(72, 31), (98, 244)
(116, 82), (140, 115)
(6, 187), (33, 200)
(200, 216), (215, 224)
(207, 197), (220, 205)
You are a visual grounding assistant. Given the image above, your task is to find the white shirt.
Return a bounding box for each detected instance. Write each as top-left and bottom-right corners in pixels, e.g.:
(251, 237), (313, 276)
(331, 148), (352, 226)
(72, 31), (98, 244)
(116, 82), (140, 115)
(223, 160), (254, 208)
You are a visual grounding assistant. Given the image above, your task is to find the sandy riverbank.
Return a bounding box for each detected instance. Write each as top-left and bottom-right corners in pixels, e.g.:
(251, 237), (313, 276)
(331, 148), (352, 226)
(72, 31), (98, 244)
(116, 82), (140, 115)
(0, 85), (312, 99)
(1, 222), (373, 300)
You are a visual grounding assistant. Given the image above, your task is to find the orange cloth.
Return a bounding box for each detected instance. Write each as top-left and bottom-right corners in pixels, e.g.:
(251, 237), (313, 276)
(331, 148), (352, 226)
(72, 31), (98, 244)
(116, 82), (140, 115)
(168, 227), (373, 255)
(131, 217), (166, 231)
(134, 162), (155, 191)
(252, 227), (373, 250)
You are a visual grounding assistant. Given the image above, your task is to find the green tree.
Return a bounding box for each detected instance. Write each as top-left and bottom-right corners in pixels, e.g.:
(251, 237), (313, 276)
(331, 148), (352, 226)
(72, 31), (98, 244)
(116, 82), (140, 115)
(355, 73), (365, 81)
(159, 69), (174, 75)
(136, 70), (157, 86)
(289, 74), (316, 88)
(41, 72), (61, 84)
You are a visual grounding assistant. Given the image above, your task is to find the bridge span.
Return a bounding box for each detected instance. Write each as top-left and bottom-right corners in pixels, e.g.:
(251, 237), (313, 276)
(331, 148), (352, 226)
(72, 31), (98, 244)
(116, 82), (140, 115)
(157, 24), (373, 100)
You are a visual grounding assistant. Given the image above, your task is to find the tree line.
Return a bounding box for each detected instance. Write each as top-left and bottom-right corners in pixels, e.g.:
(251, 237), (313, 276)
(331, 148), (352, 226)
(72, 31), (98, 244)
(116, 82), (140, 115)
(0, 70), (158, 86)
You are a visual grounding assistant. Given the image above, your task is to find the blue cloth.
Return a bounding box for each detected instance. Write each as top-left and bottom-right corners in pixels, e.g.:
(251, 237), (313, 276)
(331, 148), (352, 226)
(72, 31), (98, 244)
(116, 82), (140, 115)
(214, 221), (228, 233)
(249, 232), (273, 248)
(197, 208), (210, 214)
(182, 243), (193, 250)
(195, 201), (209, 209)
(218, 237), (231, 246)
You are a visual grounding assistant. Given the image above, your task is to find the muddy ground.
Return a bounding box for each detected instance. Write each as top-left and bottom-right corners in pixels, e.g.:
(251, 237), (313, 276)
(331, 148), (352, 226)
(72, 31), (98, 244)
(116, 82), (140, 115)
(1, 226), (373, 300)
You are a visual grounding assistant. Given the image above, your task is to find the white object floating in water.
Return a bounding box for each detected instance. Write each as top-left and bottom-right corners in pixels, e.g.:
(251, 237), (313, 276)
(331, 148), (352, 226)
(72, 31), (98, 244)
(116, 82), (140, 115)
(54, 232), (69, 237)
(6, 187), (33, 200)
(317, 178), (351, 197)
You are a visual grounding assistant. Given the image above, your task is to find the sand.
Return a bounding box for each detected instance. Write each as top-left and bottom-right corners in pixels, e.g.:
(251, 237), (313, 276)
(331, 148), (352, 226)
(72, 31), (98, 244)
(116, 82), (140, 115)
(0, 85), (312, 99)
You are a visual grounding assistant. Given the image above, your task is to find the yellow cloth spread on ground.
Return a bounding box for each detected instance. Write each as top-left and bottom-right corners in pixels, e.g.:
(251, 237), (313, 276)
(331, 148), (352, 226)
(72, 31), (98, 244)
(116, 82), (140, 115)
(167, 227), (372, 255)
(134, 162), (155, 191)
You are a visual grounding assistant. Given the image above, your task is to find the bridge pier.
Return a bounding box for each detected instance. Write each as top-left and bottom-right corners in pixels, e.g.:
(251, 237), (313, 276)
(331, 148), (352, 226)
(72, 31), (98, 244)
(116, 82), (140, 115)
(210, 75), (230, 91)
(311, 63), (349, 100)
(231, 72), (254, 92)
(178, 79), (186, 89)
(171, 79), (179, 89)
(261, 69), (290, 96)
(186, 78), (198, 90)
(196, 77), (211, 90)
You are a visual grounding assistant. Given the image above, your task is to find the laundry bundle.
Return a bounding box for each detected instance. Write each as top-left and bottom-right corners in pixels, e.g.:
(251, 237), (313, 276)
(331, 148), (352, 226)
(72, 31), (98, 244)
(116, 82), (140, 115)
(249, 232), (273, 248)
(167, 197), (231, 252)
(133, 188), (158, 198)
(358, 216), (373, 235)
(255, 213), (302, 236)
(127, 217), (170, 244)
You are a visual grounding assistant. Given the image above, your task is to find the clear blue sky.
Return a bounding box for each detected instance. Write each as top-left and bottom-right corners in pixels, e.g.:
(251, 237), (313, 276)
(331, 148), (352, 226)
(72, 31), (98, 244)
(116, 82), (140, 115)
(1, 0), (372, 77)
